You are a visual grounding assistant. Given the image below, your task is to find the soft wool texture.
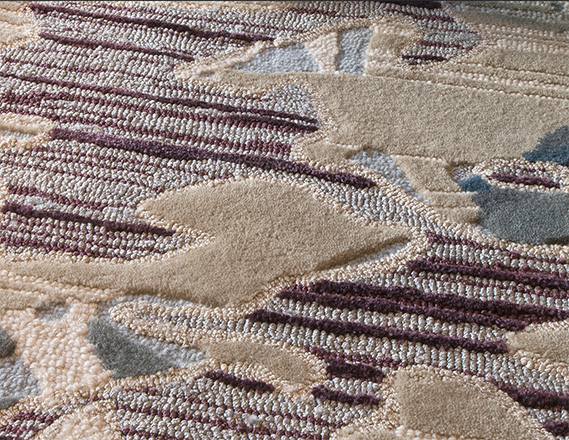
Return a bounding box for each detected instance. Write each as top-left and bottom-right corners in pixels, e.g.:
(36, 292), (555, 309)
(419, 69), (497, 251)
(1, 1), (569, 440)
(1, 178), (407, 306)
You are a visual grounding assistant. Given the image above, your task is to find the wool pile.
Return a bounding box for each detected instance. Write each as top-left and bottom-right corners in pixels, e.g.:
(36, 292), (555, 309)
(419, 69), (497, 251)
(1, 1), (569, 439)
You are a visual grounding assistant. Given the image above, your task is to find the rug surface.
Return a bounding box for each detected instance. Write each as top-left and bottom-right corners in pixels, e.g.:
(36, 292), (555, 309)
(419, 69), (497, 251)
(2, 1), (569, 439)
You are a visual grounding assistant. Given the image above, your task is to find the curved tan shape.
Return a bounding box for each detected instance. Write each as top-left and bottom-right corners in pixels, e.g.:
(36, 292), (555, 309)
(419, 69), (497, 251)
(0, 2), (38, 49)
(0, 113), (54, 150)
(202, 339), (324, 387)
(393, 366), (553, 440)
(0, 270), (120, 311)
(508, 319), (569, 364)
(205, 69), (569, 223)
(1, 178), (409, 306)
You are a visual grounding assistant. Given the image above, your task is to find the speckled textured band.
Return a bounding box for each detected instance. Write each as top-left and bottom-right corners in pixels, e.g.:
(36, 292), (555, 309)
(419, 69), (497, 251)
(2, 1), (569, 439)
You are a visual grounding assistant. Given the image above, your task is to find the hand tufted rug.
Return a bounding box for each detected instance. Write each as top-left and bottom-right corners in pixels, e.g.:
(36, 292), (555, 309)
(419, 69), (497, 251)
(1, 1), (569, 439)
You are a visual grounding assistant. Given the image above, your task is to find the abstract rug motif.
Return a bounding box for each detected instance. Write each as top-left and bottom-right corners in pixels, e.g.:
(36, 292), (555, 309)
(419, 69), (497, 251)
(1, 1), (569, 439)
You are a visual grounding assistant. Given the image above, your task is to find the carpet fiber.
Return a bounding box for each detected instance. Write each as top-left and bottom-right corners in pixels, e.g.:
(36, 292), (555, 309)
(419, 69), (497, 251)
(1, 1), (569, 439)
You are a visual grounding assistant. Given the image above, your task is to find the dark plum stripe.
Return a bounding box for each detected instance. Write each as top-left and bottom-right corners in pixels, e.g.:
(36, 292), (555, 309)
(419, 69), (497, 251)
(1, 229), (166, 260)
(8, 184), (110, 211)
(311, 385), (380, 406)
(489, 172), (560, 189)
(2, 55), (102, 74)
(0, 100), (299, 161)
(325, 359), (384, 383)
(307, 345), (404, 370)
(1, 201), (174, 237)
(408, 258), (569, 291)
(2, 101), (297, 162)
(426, 232), (568, 266)
(39, 32), (195, 62)
(50, 128), (375, 189)
(0, 71), (318, 124)
(389, 1), (442, 9)
(419, 39), (470, 49)
(132, 386), (339, 429)
(246, 309), (508, 354)
(29, 2), (275, 42)
(543, 420), (569, 436)
(0, 411), (61, 438)
(1, 213), (176, 257)
(496, 382), (569, 410)
(0, 154), (159, 190)
(204, 370), (275, 394)
(402, 54), (447, 63)
(0, 99), (297, 162)
(279, 288), (529, 331)
(306, 281), (569, 324)
(95, 1), (303, 34)
(3, 88), (317, 136)
(121, 416), (323, 440)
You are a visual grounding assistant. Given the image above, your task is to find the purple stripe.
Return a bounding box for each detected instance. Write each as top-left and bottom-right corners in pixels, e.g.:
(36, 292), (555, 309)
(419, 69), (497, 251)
(0, 410), (61, 439)
(95, 2), (303, 34)
(419, 39), (471, 49)
(246, 309), (508, 354)
(0, 71), (318, 124)
(1, 201), (174, 237)
(121, 419), (323, 440)
(2, 146), (229, 187)
(325, 359), (384, 383)
(306, 346), (404, 370)
(543, 420), (569, 436)
(8, 184), (110, 211)
(204, 370), (275, 394)
(0, 154), (160, 191)
(280, 288), (529, 331)
(426, 232), (568, 266)
(311, 385), (380, 406)
(3, 88), (317, 137)
(402, 54), (447, 63)
(1, 213), (175, 257)
(1, 99), (297, 159)
(306, 281), (568, 326)
(388, 1), (442, 9)
(29, 2), (275, 43)
(131, 385), (340, 430)
(489, 172), (560, 189)
(50, 128), (375, 189)
(496, 381), (569, 410)
(39, 32), (195, 62)
(408, 258), (569, 291)
(2, 55), (103, 75)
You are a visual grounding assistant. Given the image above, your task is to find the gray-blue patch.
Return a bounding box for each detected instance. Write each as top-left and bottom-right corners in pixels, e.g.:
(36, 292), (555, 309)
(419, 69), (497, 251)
(350, 150), (421, 198)
(88, 318), (176, 378)
(97, 297), (204, 368)
(459, 175), (491, 192)
(524, 145), (569, 166)
(523, 125), (569, 166)
(472, 187), (569, 245)
(0, 358), (41, 409)
(235, 43), (320, 73)
(0, 328), (15, 359)
(336, 27), (373, 75)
